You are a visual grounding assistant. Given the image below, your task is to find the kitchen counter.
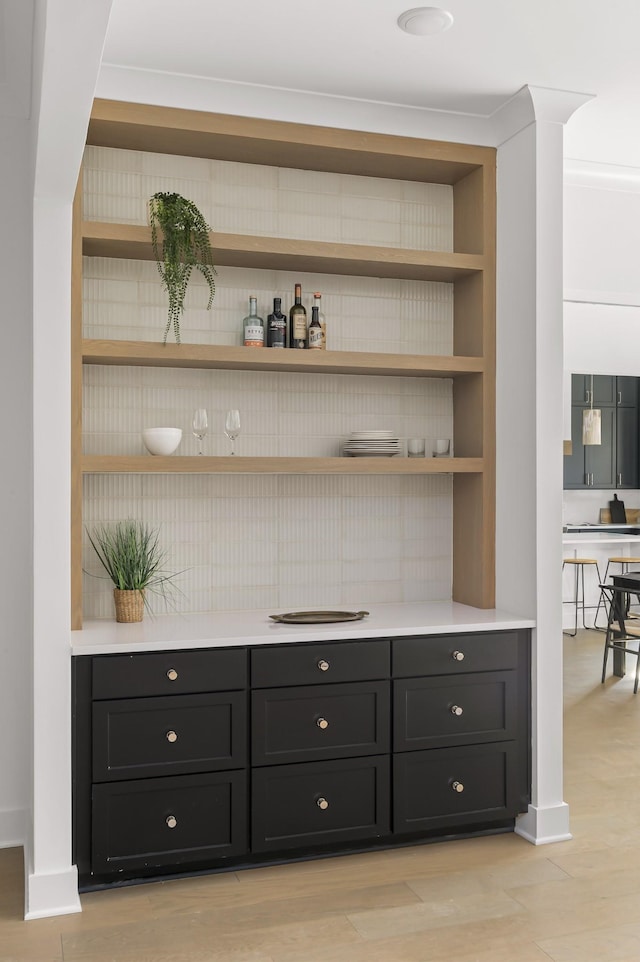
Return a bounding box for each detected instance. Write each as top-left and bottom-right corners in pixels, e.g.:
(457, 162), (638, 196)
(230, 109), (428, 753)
(70, 602), (535, 655)
(564, 524), (640, 532)
(563, 531), (640, 545)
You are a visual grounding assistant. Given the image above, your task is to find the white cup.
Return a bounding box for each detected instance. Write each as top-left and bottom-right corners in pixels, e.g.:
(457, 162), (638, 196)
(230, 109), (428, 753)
(407, 438), (425, 458)
(433, 439), (451, 457)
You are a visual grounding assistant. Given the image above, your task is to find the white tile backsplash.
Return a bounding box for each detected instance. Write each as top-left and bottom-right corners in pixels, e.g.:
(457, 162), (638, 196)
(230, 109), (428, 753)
(83, 145), (453, 252)
(82, 146), (456, 618)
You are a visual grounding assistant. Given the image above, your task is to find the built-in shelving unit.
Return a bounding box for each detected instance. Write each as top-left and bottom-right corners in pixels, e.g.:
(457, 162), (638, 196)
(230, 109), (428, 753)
(72, 98), (496, 628)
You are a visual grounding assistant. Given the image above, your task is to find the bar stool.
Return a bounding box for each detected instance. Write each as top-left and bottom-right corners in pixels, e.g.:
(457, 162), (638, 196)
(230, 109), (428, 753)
(594, 556), (640, 628)
(563, 558), (602, 636)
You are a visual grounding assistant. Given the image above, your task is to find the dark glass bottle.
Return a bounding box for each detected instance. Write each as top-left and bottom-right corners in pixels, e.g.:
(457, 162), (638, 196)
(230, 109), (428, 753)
(308, 305), (323, 349)
(266, 296), (287, 348)
(289, 283), (307, 349)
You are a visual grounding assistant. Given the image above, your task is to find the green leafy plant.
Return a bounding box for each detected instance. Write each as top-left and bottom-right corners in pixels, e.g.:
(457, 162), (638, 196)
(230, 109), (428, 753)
(149, 192), (217, 344)
(87, 520), (180, 609)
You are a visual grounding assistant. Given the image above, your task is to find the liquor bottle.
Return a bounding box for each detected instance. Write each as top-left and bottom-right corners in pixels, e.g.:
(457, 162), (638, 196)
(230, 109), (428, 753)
(266, 296), (287, 348)
(308, 305), (323, 349)
(312, 292), (326, 349)
(289, 283), (307, 349)
(243, 296), (264, 347)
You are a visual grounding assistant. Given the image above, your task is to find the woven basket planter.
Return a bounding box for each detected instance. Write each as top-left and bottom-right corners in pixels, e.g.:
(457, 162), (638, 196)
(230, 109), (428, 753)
(113, 588), (145, 623)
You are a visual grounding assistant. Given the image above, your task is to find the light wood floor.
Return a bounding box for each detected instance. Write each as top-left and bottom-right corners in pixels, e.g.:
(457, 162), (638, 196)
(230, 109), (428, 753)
(3, 628), (640, 962)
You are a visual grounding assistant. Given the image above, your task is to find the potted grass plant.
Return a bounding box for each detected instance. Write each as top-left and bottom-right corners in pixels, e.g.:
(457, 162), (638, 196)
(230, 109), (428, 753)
(87, 520), (180, 623)
(149, 191), (217, 344)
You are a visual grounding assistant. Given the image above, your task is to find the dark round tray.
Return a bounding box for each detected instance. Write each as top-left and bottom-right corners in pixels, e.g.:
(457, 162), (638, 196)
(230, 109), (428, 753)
(269, 610), (369, 625)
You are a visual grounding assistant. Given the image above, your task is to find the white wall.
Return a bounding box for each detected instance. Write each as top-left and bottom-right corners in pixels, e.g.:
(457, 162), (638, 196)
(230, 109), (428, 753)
(0, 115), (33, 849)
(565, 176), (640, 303)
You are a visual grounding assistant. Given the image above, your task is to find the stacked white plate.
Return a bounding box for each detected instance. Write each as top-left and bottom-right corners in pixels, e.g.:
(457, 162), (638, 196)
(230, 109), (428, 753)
(343, 430), (401, 457)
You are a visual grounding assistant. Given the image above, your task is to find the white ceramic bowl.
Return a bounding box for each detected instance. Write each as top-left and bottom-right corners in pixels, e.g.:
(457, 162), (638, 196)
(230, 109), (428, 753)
(142, 427), (182, 456)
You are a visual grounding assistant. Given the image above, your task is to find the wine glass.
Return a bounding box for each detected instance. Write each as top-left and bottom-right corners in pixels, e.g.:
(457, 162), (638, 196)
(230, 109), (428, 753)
(224, 409), (241, 456)
(192, 408), (208, 456)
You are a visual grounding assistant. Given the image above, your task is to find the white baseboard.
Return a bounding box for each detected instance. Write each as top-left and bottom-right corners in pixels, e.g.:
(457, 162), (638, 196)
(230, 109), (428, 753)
(24, 863), (81, 920)
(515, 802), (572, 845)
(0, 808), (25, 848)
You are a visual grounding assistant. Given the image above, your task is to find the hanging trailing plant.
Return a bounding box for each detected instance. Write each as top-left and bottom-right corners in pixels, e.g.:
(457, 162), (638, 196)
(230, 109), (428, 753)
(149, 192), (217, 343)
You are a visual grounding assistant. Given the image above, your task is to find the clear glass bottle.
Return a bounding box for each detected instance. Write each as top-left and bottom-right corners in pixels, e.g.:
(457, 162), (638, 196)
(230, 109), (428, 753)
(243, 296), (264, 347)
(267, 296), (287, 348)
(289, 283), (307, 349)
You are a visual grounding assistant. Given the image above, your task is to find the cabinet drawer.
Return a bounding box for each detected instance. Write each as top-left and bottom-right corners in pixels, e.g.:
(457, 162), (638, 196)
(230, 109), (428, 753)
(252, 755), (389, 853)
(393, 633), (518, 678)
(93, 692), (247, 781)
(393, 743), (519, 834)
(394, 672), (516, 751)
(252, 681), (389, 765)
(251, 639), (389, 688)
(92, 648), (247, 700)
(92, 771), (247, 874)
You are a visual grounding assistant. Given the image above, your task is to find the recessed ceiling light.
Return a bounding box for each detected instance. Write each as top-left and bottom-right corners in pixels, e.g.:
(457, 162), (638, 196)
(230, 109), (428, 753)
(397, 6), (454, 35)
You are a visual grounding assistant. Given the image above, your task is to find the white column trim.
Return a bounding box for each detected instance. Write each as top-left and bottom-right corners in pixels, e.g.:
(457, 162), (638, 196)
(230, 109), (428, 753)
(516, 803), (572, 846)
(24, 865), (81, 920)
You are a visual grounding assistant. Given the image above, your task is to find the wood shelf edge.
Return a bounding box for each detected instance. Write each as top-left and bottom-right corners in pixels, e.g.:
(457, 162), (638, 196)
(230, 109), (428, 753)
(81, 221), (486, 279)
(81, 339), (484, 378)
(81, 455), (485, 475)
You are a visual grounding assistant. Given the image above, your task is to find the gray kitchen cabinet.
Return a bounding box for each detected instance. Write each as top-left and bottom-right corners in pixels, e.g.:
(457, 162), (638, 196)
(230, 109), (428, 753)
(571, 375), (616, 407)
(616, 404), (639, 488)
(564, 374), (639, 490)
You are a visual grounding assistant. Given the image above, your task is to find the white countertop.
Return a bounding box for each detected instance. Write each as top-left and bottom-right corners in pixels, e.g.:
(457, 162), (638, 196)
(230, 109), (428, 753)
(563, 532), (640, 545)
(565, 524), (640, 530)
(70, 602), (535, 655)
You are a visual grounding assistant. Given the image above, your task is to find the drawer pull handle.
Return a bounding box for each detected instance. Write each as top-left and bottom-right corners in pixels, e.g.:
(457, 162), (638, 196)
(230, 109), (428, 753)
(316, 797), (329, 810)
(166, 730), (178, 743)
(452, 780), (465, 793)
(166, 668), (178, 681)
(452, 650), (465, 662)
(317, 659), (330, 672)
(316, 717), (329, 730)
(166, 815), (177, 829)
(451, 705), (464, 716)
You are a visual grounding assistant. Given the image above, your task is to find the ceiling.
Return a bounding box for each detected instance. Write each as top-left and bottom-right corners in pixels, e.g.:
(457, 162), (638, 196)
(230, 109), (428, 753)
(98, 0), (640, 170)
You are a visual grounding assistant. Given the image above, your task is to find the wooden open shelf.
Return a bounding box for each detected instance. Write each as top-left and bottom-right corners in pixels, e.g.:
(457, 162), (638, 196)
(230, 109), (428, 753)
(88, 99), (489, 188)
(82, 221), (485, 283)
(82, 455), (483, 475)
(82, 339), (484, 378)
(72, 100), (496, 627)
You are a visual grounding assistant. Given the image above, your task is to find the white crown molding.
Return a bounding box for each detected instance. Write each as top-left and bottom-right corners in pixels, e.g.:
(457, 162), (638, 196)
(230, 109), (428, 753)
(97, 66), (597, 151)
(490, 85), (594, 146)
(96, 63), (499, 145)
(564, 157), (640, 191)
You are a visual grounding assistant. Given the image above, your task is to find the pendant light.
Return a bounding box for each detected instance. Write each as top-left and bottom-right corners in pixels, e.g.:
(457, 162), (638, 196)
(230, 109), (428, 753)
(582, 375), (602, 445)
